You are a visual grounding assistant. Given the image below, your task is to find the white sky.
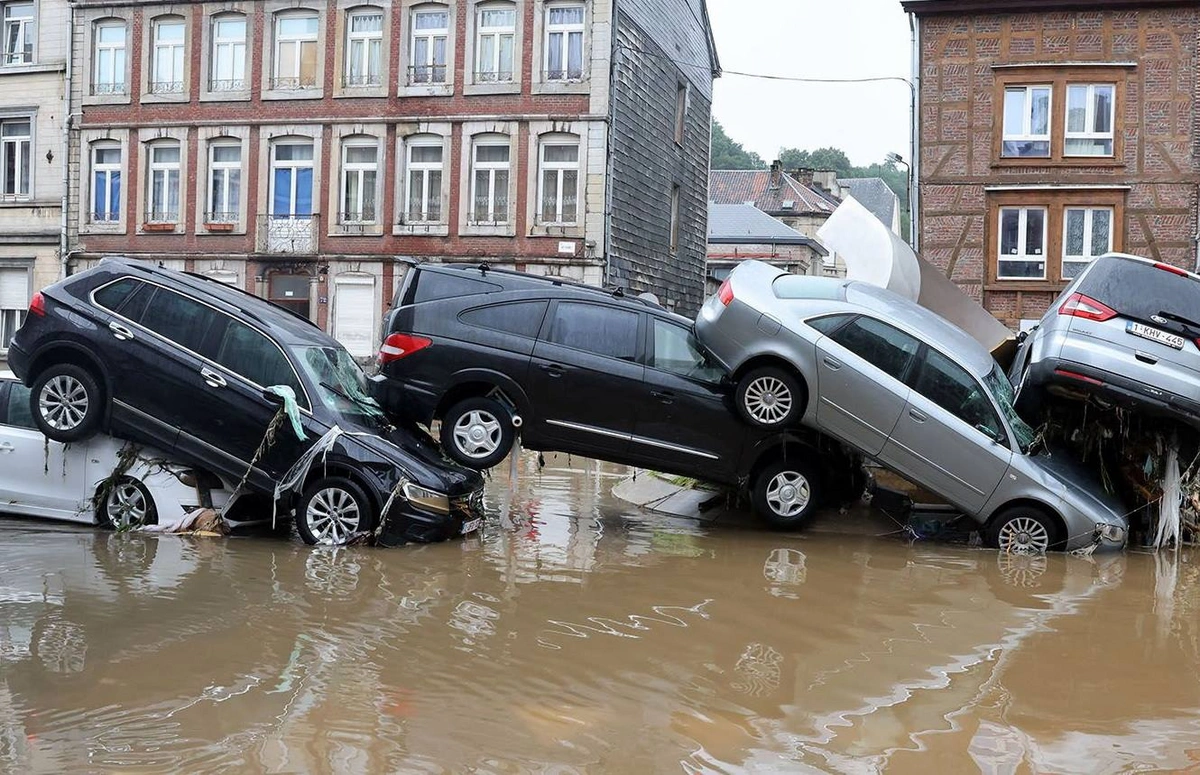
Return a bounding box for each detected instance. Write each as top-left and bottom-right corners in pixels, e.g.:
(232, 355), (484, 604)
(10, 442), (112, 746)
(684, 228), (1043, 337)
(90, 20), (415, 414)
(707, 0), (914, 167)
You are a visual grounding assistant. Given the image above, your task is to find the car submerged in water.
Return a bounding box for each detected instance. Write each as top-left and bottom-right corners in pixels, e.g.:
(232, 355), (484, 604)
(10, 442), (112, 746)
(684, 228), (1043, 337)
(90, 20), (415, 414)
(7, 258), (485, 546)
(694, 260), (1129, 553)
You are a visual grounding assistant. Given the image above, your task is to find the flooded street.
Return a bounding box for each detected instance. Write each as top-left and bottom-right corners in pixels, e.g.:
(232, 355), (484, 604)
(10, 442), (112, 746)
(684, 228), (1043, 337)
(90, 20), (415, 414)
(2, 454), (1199, 774)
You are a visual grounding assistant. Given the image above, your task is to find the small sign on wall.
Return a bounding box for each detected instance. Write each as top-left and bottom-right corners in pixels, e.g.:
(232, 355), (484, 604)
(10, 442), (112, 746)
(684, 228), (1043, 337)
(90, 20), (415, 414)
(558, 241), (576, 255)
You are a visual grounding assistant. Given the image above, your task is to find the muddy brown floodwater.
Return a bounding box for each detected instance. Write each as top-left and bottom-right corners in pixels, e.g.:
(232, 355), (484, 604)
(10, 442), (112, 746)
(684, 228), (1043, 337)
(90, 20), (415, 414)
(2, 453), (1200, 774)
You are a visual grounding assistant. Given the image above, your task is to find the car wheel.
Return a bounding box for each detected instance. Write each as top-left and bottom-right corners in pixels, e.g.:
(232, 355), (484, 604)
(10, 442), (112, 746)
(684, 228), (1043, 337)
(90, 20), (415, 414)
(752, 459), (822, 530)
(987, 506), (1063, 554)
(440, 397), (515, 469)
(736, 367), (803, 429)
(30, 363), (104, 443)
(100, 477), (158, 529)
(296, 476), (376, 546)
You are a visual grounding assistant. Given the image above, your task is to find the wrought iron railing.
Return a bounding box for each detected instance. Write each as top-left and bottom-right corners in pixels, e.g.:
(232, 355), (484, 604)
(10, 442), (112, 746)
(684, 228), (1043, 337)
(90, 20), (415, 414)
(544, 68), (584, 82)
(149, 80), (184, 94)
(408, 64), (448, 84)
(342, 73), (381, 87)
(91, 81), (128, 95)
(209, 78), (247, 92)
(144, 209), (179, 224)
(204, 210), (239, 225)
(338, 210), (377, 226)
(474, 69), (514, 83)
(268, 75), (318, 90)
(257, 213), (318, 253)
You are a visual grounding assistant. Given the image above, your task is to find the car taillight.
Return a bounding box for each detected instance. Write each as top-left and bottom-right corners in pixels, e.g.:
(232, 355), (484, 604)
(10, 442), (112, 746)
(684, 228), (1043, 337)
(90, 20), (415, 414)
(379, 333), (432, 365)
(717, 279), (734, 306)
(1154, 262), (1190, 277)
(29, 291), (45, 317)
(1058, 292), (1117, 322)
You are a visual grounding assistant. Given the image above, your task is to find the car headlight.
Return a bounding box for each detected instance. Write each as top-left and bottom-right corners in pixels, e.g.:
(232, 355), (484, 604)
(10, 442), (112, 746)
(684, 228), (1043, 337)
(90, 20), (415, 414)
(1096, 523), (1126, 543)
(403, 483), (450, 515)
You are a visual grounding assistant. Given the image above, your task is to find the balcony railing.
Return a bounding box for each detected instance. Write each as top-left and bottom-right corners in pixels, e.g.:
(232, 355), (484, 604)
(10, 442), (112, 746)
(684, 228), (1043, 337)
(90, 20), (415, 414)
(408, 65), (447, 85)
(258, 213), (318, 253)
(474, 70), (514, 84)
(544, 68), (585, 82)
(149, 80), (184, 94)
(268, 75), (318, 90)
(209, 78), (247, 92)
(204, 211), (239, 231)
(91, 81), (128, 96)
(342, 73), (381, 88)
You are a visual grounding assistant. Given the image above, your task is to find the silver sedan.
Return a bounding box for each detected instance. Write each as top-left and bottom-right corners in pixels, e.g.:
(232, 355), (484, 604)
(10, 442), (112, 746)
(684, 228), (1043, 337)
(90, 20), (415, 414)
(695, 260), (1128, 553)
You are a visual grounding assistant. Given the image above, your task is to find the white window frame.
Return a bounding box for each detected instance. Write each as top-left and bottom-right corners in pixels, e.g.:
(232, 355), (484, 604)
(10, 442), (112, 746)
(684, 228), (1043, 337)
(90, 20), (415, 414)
(146, 142), (181, 224)
(210, 14), (247, 92)
(1064, 83), (1116, 158)
(0, 265), (29, 353)
(1062, 206), (1113, 280)
(0, 117), (30, 199)
(93, 20), (127, 95)
(475, 2), (516, 83)
(404, 138), (444, 223)
(340, 140), (379, 224)
(409, 5), (448, 84)
(1002, 85), (1052, 159)
(537, 135), (580, 225)
(90, 142), (122, 223)
(150, 17), (185, 94)
(997, 206), (1048, 281)
(2, 2), (34, 66)
(543, 2), (584, 82)
(207, 142), (241, 223)
(470, 136), (510, 224)
(273, 11), (319, 89)
(345, 9), (383, 87)
(269, 141), (315, 218)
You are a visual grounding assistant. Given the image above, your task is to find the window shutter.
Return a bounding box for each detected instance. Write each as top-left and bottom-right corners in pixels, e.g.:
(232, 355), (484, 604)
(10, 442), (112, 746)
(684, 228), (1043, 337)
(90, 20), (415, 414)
(0, 268), (30, 309)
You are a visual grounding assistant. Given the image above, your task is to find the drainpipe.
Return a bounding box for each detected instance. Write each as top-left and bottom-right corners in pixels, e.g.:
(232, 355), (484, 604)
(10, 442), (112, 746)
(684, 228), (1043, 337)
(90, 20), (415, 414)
(59, 4), (75, 280)
(908, 12), (920, 254)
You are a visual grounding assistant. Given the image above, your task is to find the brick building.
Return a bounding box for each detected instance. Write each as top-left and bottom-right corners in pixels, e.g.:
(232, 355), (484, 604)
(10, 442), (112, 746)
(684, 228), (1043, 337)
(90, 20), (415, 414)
(902, 0), (1200, 329)
(65, 0), (718, 358)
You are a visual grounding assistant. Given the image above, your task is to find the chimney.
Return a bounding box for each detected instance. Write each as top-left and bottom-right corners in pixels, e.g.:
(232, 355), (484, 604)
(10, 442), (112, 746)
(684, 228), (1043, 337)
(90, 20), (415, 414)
(769, 159), (783, 189)
(812, 169), (839, 194)
(792, 166), (815, 188)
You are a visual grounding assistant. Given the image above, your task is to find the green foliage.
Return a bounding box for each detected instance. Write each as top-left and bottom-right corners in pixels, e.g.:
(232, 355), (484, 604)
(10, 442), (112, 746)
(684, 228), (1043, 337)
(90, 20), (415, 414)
(711, 120), (765, 170)
(777, 147), (854, 178)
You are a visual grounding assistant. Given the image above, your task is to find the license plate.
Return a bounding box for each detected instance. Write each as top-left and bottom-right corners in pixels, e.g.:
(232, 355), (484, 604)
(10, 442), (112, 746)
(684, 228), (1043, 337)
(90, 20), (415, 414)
(462, 518), (481, 535)
(1127, 321), (1185, 350)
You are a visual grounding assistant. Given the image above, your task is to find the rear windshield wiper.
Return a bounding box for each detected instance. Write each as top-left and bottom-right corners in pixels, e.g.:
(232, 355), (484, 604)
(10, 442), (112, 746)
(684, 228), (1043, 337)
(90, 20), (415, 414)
(1155, 310), (1200, 335)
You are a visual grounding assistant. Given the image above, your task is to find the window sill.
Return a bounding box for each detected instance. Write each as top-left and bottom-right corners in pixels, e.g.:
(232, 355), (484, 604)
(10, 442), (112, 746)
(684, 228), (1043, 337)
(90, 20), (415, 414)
(141, 92), (191, 105)
(992, 157), (1124, 169)
(394, 222), (449, 237)
(461, 223), (515, 237)
(140, 223), (182, 234)
(529, 224), (584, 239)
(201, 222), (244, 234)
(463, 82), (521, 96)
(261, 87), (324, 101)
(83, 93), (131, 106)
(0, 62), (66, 76)
(199, 90), (251, 103)
(80, 223), (126, 234)
(328, 225), (384, 237)
(398, 83), (453, 98)
(334, 86), (388, 99)
(985, 280), (1068, 292)
(531, 79), (590, 96)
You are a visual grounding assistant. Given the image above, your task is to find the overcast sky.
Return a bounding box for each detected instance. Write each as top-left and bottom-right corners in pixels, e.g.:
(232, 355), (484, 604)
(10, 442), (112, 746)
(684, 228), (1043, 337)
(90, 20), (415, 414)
(707, 0), (914, 168)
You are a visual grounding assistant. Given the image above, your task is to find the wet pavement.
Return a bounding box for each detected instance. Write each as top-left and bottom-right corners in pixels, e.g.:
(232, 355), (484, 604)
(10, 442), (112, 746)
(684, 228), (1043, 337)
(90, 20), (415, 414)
(2, 453), (1199, 774)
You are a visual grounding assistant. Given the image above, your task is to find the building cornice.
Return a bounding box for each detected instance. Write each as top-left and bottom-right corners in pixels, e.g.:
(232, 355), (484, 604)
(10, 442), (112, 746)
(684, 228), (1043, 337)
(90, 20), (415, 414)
(902, 0), (1195, 15)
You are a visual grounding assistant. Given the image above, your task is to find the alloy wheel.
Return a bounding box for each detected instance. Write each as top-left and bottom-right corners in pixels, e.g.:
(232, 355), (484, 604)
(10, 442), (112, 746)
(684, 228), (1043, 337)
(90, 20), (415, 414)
(38, 375), (89, 431)
(106, 482), (150, 529)
(765, 471), (811, 518)
(452, 410), (503, 459)
(305, 487), (362, 545)
(743, 377), (793, 425)
(997, 516), (1050, 554)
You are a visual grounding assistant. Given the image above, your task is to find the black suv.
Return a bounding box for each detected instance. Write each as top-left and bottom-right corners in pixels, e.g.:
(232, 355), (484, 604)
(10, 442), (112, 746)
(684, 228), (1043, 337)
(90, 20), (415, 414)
(372, 263), (864, 528)
(8, 258), (485, 546)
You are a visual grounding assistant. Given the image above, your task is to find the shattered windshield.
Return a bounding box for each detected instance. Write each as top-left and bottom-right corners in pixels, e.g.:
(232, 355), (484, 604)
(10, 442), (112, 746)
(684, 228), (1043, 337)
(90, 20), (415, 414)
(294, 346), (389, 426)
(983, 365), (1036, 454)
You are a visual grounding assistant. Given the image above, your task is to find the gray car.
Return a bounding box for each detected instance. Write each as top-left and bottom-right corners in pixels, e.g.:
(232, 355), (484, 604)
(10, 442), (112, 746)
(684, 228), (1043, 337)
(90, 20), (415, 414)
(695, 260), (1128, 553)
(1010, 252), (1200, 430)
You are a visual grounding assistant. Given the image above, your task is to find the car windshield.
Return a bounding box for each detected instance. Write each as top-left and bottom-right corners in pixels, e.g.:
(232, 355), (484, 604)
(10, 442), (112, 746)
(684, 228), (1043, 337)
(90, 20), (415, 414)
(293, 346), (389, 426)
(983, 365), (1036, 454)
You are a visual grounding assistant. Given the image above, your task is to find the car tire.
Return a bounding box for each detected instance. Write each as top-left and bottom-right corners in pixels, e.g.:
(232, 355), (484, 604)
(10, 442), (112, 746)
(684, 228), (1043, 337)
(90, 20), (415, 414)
(30, 363), (104, 443)
(986, 506), (1064, 554)
(296, 476), (376, 546)
(736, 367), (804, 429)
(99, 477), (158, 529)
(440, 397), (515, 469)
(752, 459), (822, 530)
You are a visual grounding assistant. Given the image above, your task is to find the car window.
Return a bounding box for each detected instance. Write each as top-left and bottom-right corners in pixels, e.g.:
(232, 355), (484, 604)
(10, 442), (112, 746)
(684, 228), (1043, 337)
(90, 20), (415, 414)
(546, 302), (639, 361)
(1075, 257), (1200, 326)
(3, 382), (34, 429)
(651, 320), (724, 383)
(135, 287), (222, 354)
(214, 318), (306, 403)
(914, 348), (1005, 441)
(412, 271), (502, 303)
(93, 277), (146, 313)
(808, 314), (854, 335)
(827, 316), (920, 382)
(460, 300), (548, 339)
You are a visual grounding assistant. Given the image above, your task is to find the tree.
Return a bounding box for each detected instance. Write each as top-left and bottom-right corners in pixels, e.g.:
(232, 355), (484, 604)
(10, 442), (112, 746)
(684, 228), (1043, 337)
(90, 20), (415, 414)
(777, 147), (853, 178)
(711, 120), (765, 170)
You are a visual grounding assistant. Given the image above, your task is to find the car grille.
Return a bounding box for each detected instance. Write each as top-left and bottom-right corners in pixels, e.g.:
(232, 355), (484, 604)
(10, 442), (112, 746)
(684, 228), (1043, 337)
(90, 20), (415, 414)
(451, 488), (485, 518)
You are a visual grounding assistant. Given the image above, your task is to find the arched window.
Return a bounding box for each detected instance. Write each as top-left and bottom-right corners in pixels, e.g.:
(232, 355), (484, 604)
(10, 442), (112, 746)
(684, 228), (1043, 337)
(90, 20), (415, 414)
(90, 142), (122, 222)
(206, 139), (241, 223)
(150, 16), (185, 93)
(409, 4), (448, 84)
(273, 11), (319, 89)
(470, 134), (510, 224)
(210, 14), (246, 92)
(544, 2), (584, 81)
(404, 134), (443, 223)
(537, 133), (579, 225)
(146, 141), (181, 223)
(475, 2), (515, 83)
(340, 137), (379, 224)
(345, 7), (383, 87)
(93, 19), (127, 95)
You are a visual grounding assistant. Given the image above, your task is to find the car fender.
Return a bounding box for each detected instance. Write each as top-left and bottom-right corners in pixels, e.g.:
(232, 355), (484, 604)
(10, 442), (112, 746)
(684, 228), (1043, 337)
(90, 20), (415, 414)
(443, 368), (533, 419)
(24, 333), (113, 391)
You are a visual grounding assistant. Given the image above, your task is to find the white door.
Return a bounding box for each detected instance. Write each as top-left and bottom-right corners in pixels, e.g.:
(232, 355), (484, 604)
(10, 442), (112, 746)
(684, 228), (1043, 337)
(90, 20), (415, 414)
(333, 277), (376, 358)
(0, 382), (91, 521)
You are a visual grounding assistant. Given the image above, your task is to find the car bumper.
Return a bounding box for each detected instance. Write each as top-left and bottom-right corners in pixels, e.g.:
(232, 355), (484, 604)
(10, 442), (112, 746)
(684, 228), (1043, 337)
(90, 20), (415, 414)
(1028, 356), (1200, 430)
(369, 373), (439, 426)
(375, 486), (485, 546)
(6, 338), (29, 381)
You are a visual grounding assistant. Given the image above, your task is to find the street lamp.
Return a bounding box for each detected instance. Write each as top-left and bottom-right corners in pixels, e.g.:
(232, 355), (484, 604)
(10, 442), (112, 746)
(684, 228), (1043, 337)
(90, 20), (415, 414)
(885, 151), (914, 247)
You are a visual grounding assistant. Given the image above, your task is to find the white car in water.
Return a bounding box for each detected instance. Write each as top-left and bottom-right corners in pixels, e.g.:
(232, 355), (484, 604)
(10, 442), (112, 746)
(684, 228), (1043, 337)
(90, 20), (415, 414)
(1, 372), (230, 528)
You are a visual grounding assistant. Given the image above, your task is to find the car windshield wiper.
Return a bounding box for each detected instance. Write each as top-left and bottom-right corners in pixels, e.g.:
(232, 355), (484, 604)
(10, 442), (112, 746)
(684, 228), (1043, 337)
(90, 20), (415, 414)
(320, 380), (388, 423)
(1156, 310), (1200, 334)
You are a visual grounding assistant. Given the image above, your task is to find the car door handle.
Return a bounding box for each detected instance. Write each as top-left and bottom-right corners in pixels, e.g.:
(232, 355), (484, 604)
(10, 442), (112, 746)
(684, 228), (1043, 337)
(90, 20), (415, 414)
(651, 389), (675, 404)
(540, 363), (565, 378)
(201, 367), (227, 388)
(0, 442), (13, 453)
(909, 408), (927, 422)
(822, 356), (842, 371)
(109, 321), (134, 341)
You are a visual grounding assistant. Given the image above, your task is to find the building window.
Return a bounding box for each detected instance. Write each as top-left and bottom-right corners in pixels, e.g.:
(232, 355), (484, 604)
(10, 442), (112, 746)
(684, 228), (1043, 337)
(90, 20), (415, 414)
(3, 2), (34, 65)
(93, 20), (127, 95)
(340, 142), (378, 224)
(210, 15), (246, 91)
(471, 137), (510, 224)
(207, 143), (241, 223)
(1062, 207), (1112, 279)
(669, 184), (680, 251)
(405, 139), (443, 223)
(91, 143), (121, 222)
(345, 9), (382, 87)
(997, 207), (1047, 279)
(270, 142), (314, 218)
(150, 18), (185, 93)
(1065, 84), (1115, 157)
(0, 118), (29, 198)
(544, 3), (583, 81)
(147, 143), (181, 224)
(475, 3), (515, 82)
(410, 5), (448, 84)
(273, 12), (319, 89)
(0, 266), (28, 351)
(1002, 85), (1051, 158)
(674, 82), (688, 145)
(538, 137), (579, 225)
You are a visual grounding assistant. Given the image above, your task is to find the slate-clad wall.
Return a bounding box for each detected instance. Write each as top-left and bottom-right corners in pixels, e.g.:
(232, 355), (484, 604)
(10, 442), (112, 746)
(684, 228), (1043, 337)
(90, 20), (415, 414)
(607, 0), (713, 316)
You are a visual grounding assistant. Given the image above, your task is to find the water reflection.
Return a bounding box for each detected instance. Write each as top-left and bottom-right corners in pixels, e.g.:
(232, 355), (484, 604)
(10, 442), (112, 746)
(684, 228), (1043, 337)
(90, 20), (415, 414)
(1, 453), (1198, 773)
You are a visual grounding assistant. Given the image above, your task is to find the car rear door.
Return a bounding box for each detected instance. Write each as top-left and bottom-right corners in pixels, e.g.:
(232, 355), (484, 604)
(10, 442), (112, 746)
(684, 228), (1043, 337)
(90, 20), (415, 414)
(812, 315), (919, 457)
(526, 300), (643, 458)
(0, 380), (86, 518)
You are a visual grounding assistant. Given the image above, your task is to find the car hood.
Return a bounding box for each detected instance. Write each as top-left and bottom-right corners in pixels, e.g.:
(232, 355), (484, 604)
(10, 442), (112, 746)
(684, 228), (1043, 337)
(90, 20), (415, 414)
(338, 419), (484, 496)
(1026, 447), (1127, 521)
